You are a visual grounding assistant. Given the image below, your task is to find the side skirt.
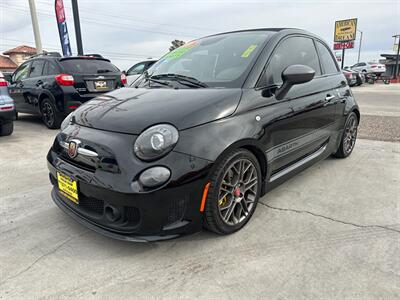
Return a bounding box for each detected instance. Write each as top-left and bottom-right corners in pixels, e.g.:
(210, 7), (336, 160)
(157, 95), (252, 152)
(264, 142), (332, 193)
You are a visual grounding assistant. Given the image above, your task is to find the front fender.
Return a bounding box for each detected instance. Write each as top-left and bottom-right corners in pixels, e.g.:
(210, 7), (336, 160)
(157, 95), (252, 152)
(175, 112), (266, 163)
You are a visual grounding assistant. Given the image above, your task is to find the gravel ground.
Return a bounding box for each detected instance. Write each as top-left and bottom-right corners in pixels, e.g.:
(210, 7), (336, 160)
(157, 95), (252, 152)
(358, 115), (400, 142)
(352, 84), (400, 142)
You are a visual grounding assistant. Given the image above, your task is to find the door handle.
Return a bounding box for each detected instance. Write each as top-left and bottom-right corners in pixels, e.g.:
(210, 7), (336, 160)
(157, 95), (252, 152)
(325, 95), (335, 101)
(36, 80), (43, 86)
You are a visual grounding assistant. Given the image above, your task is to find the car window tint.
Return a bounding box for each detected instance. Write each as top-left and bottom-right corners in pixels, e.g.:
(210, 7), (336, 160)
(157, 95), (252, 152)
(265, 36), (321, 86)
(29, 60), (45, 78)
(49, 62), (58, 75)
(60, 59), (119, 74)
(147, 61), (156, 68)
(316, 41), (339, 74)
(127, 63), (146, 75)
(13, 63), (30, 82)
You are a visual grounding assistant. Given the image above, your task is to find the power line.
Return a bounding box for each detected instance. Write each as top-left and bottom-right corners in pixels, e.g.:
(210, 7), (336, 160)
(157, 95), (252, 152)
(36, 0), (214, 33)
(2, 4), (199, 38)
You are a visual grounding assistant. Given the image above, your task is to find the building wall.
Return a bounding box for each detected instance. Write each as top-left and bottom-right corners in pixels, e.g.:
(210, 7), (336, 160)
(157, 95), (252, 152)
(9, 53), (32, 66)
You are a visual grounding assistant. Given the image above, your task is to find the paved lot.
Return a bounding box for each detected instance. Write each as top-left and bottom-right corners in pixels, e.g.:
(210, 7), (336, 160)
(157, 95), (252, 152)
(1, 85), (399, 299)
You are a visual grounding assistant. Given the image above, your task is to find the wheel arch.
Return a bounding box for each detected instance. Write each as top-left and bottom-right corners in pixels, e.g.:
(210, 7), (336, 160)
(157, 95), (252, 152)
(352, 107), (360, 123)
(210, 138), (268, 195)
(38, 92), (55, 113)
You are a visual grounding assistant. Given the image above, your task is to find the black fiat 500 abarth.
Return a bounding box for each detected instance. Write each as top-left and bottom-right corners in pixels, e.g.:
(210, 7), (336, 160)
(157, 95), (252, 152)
(47, 28), (359, 241)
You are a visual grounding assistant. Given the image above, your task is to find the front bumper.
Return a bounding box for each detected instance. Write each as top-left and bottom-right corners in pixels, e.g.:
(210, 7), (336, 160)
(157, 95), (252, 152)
(47, 125), (212, 241)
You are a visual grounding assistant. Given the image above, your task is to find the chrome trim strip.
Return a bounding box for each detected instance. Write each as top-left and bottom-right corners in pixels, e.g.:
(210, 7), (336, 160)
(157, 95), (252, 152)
(59, 141), (98, 158)
(269, 144), (327, 182)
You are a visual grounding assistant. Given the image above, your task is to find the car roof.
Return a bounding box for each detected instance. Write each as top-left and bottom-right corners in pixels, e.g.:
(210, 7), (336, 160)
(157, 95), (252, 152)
(204, 28), (307, 38)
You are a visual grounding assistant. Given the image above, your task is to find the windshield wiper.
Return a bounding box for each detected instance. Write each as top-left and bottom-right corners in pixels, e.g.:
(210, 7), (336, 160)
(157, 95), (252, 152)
(138, 71), (173, 88)
(151, 73), (208, 88)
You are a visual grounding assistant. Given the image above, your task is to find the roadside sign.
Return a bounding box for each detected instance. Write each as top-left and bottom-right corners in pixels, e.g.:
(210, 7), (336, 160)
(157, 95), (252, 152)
(394, 44), (399, 52)
(55, 0), (72, 56)
(334, 41), (355, 50)
(334, 18), (358, 42)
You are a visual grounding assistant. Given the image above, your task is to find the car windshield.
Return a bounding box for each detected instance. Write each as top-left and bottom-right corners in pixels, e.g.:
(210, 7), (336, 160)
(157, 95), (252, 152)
(60, 59), (120, 75)
(141, 31), (273, 88)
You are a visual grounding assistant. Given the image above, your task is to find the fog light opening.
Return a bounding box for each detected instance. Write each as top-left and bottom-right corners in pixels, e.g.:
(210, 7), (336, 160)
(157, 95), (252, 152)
(105, 205), (121, 222)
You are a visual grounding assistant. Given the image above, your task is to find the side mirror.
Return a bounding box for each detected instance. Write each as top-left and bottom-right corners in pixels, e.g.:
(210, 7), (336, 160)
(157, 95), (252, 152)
(275, 64), (315, 100)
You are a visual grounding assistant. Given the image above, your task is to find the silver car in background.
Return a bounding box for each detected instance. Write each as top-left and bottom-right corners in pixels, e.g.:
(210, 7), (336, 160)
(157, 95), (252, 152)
(0, 71), (15, 136)
(125, 60), (157, 85)
(351, 62), (386, 76)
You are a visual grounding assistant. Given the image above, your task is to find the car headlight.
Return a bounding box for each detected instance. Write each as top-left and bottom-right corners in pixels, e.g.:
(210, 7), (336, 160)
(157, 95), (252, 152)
(60, 112), (74, 131)
(134, 124), (179, 161)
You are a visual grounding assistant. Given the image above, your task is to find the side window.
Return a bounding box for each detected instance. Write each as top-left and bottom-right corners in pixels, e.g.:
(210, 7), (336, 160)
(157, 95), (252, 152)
(29, 60), (45, 78)
(316, 41), (339, 74)
(127, 63), (146, 75)
(43, 62), (58, 76)
(146, 61), (156, 70)
(264, 37), (321, 86)
(12, 62), (31, 82)
(360, 62), (366, 66)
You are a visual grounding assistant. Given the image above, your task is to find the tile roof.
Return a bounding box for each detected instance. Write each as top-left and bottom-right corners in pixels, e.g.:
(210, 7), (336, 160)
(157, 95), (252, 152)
(3, 45), (37, 55)
(0, 55), (18, 69)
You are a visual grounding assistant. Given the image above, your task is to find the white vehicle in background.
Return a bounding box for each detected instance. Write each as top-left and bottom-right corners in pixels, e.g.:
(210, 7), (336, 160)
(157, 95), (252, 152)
(125, 60), (157, 85)
(0, 71), (15, 136)
(351, 62), (386, 76)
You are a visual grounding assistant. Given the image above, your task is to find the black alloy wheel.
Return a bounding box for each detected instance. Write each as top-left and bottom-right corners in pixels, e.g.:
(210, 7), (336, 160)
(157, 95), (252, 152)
(334, 112), (358, 158)
(204, 149), (262, 234)
(40, 98), (62, 129)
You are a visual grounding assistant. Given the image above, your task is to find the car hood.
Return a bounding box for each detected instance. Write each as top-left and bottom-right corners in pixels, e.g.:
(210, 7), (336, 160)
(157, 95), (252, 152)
(73, 87), (242, 134)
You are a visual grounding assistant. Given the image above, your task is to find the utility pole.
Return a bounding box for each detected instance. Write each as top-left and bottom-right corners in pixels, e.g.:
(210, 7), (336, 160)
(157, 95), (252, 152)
(394, 34), (400, 79)
(28, 0), (43, 53)
(341, 48), (345, 69)
(357, 30), (363, 63)
(71, 0), (83, 55)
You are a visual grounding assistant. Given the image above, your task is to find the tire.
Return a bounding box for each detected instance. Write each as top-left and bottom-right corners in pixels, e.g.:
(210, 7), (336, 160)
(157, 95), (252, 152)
(40, 98), (63, 129)
(203, 149), (262, 235)
(0, 121), (14, 136)
(333, 112), (358, 159)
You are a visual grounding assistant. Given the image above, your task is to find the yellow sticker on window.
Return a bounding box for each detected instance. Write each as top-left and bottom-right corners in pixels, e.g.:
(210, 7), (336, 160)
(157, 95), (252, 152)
(165, 41), (198, 60)
(241, 44), (257, 58)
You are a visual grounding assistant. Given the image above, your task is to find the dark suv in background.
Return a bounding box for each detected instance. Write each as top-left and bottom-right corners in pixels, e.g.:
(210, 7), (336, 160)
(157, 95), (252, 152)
(8, 53), (126, 129)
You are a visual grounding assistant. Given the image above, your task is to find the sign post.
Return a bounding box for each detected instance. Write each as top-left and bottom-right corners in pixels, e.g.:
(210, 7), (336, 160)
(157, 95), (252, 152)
(334, 18), (358, 69)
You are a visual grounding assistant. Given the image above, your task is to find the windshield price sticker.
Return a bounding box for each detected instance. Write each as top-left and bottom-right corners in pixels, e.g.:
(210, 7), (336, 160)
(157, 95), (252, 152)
(165, 41), (198, 60)
(241, 44), (258, 58)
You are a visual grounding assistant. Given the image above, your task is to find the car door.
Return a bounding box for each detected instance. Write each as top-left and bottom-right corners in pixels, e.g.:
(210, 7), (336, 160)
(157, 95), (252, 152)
(315, 40), (347, 128)
(8, 61), (31, 113)
(256, 36), (336, 174)
(25, 59), (46, 113)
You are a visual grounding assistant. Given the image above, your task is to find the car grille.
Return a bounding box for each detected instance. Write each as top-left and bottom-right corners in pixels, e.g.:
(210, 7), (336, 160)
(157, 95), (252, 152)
(167, 198), (187, 225)
(125, 207), (140, 223)
(79, 196), (104, 214)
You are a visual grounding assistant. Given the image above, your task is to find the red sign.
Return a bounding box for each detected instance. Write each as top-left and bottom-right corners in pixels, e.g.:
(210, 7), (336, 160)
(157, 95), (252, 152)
(334, 42), (354, 50)
(55, 0), (66, 23)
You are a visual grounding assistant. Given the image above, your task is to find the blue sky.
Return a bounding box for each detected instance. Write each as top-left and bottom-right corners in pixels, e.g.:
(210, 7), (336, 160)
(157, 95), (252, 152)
(1, 0), (399, 70)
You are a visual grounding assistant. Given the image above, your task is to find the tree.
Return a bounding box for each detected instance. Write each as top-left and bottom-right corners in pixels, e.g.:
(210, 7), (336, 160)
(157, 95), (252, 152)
(169, 40), (185, 52)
